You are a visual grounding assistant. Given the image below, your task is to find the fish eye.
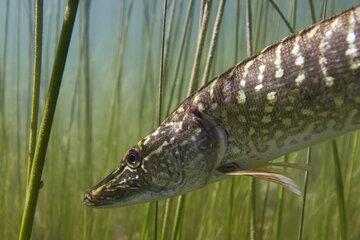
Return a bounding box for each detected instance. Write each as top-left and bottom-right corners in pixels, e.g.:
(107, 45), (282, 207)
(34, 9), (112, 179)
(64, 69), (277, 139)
(125, 148), (142, 169)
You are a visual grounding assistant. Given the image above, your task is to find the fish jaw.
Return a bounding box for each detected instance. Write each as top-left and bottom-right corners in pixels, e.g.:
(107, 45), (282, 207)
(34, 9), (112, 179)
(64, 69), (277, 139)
(83, 166), (153, 208)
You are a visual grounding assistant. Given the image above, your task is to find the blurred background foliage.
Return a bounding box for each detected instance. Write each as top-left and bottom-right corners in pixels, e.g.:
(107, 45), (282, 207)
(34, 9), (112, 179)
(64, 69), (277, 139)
(0, 0), (360, 239)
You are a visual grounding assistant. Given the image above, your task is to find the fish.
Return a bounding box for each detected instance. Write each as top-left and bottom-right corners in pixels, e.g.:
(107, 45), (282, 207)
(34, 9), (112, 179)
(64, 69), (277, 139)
(84, 5), (360, 207)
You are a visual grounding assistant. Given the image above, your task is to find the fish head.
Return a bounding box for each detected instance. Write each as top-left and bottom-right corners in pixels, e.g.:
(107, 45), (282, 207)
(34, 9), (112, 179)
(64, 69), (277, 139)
(84, 109), (225, 208)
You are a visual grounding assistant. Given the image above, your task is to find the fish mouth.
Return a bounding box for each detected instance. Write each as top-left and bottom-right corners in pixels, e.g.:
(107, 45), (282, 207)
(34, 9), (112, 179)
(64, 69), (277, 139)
(83, 186), (137, 208)
(83, 166), (149, 208)
(83, 191), (107, 207)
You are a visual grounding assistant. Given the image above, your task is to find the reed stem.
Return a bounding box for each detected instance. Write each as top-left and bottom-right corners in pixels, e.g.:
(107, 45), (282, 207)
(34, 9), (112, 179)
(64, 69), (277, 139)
(331, 141), (347, 240)
(18, 1), (80, 239)
(27, 0), (43, 184)
(269, 0), (295, 33)
(81, 1), (93, 239)
(297, 148), (312, 240)
(201, 0), (226, 85)
(187, 0), (212, 95)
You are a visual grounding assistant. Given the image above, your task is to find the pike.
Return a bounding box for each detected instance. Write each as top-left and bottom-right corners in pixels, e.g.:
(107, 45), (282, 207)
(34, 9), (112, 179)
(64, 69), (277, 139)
(84, 6), (360, 207)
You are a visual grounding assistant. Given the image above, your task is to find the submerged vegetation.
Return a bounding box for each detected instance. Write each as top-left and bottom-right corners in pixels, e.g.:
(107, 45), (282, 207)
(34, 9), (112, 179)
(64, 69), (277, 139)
(0, 0), (360, 239)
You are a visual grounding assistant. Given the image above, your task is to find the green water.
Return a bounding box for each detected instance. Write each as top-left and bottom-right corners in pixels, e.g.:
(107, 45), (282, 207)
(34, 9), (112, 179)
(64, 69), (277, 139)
(0, 0), (359, 239)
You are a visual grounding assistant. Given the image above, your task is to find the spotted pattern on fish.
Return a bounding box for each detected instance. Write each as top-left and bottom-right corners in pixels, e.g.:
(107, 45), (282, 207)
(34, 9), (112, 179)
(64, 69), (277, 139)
(166, 5), (360, 168)
(85, 6), (360, 208)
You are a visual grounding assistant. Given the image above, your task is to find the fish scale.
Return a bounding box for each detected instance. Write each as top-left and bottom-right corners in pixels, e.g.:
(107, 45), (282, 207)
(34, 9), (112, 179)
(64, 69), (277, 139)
(85, 5), (360, 207)
(168, 5), (360, 169)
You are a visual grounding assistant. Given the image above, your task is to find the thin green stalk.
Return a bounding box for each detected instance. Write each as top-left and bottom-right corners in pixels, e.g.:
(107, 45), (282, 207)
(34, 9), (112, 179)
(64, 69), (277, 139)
(160, 198), (174, 240)
(345, 134), (358, 202)
(165, 0), (194, 115)
(0, 0), (10, 167)
(44, 0), (62, 98)
(290, 0), (297, 29)
(154, 1), (168, 239)
(228, 3), (241, 239)
(201, 0), (226, 85)
(228, 179), (235, 240)
(234, 0), (240, 64)
(42, 1), (55, 100)
(27, 0), (43, 184)
(269, 0), (295, 33)
(57, 64), (80, 239)
(24, 0), (36, 141)
(163, 0), (176, 80)
(253, 0), (266, 52)
(246, 0), (253, 57)
(18, 1), (80, 239)
(275, 155), (289, 240)
(138, 0), (156, 137)
(103, 1), (133, 169)
(81, 0), (92, 180)
(245, 1), (256, 239)
(156, 0), (168, 125)
(16, 0), (22, 194)
(81, 1), (93, 239)
(141, 204), (152, 240)
(297, 148), (312, 240)
(250, 180), (257, 240)
(176, 34), (192, 103)
(187, 0), (212, 95)
(171, 195), (186, 240)
(260, 182), (270, 240)
(24, 0), (34, 148)
(331, 141), (347, 240)
(308, 0), (317, 23)
(321, 0), (328, 20)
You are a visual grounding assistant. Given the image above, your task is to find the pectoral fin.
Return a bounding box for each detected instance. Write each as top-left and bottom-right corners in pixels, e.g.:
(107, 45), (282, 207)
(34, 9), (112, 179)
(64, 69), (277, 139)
(218, 167), (302, 196)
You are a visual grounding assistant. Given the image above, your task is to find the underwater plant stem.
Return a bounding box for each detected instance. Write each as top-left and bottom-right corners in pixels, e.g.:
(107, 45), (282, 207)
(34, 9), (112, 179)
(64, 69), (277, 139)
(154, 1), (168, 239)
(0, 0), (10, 164)
(246, 0), (253, 57)
(269, 0), (295, 33)
(187, 0), (212, 96)
(260, 183), (270, 240)
(157, 0), (168, 125)
(165, 0), (194, 115)
(331, 141), (347, 240)
(290, 0), (297, 29)
(160, 198), (173, 240)
(141, 203), (152, 240)
(275, 155), (289, 240)
(81, 1), (93, 239)
(308, 0), (317, 23)
(18, 1), (79, 239)
(245, 1), (257, 239)
(16, 0), (22, 188)
(171, 195), (186, 240)
(201, 0), (226, 85)
(27, 0), (43, 184)
(250, 180), (257, 240)
(228, 3), (240, 239)
(297, 147), (312, 240)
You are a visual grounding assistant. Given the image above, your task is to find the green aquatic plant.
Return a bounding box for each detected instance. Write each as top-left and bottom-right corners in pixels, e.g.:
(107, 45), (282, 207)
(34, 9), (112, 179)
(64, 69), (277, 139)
(0, 1), (359, 240)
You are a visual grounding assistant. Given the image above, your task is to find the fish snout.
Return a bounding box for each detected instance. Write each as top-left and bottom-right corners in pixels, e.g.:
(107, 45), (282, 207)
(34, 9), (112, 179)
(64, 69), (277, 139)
(83, 185), (108, 207)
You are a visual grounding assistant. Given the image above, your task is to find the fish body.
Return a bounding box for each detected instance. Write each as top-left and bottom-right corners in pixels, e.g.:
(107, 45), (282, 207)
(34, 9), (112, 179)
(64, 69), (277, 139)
(85, 6), (360, 207)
